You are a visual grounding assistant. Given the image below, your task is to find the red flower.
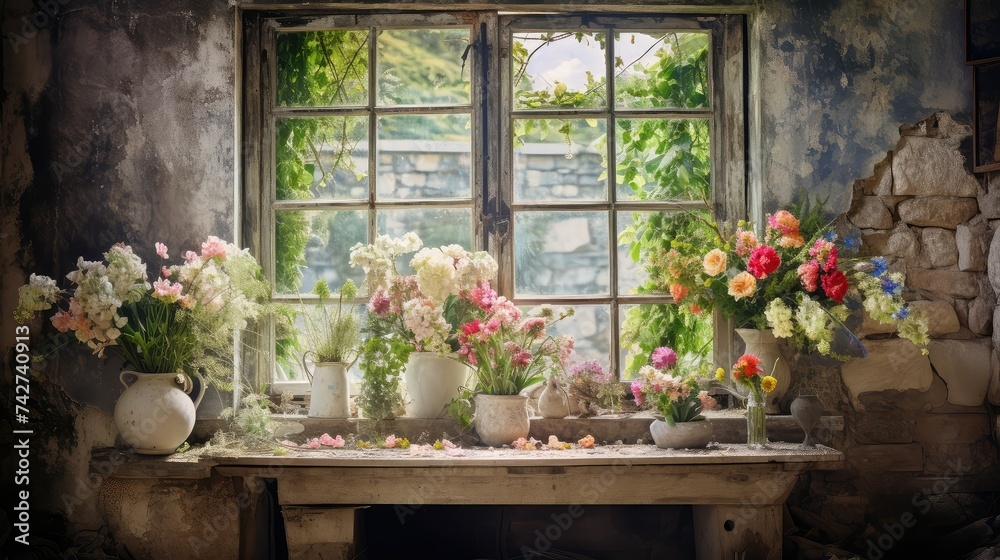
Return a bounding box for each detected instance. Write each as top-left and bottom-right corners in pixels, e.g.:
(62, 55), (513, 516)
(821, 270), (849, 303)
(823, 246), (839, 273)
(732, 353), (762, 380)
(747, 246), (781, 279)
(461, 320), (482, 336)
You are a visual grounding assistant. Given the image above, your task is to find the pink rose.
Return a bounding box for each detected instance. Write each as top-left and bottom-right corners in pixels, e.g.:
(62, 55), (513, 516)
(200, 236), (227, 259)
(651, 346), (678, 369)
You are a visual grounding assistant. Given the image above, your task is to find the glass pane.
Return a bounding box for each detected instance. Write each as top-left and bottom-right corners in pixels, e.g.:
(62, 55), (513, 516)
(615, 118), (710, 201)
(514, 211), (609, 296)
(617, 211), (653, 295)
(377, 207), (473, 274)
(276, 117), (369, 201)
(275, 209), (368, 295)
(532, 304), (611, 374)
(617, 209), (713, 296)
(614, 32), (710, 109)
(619, 303), (712, 379)
(277, 30), (369, 107)
(513, 118), (607, 202)
(377, 114), (472, 200)
(512, 31), (607, 110)
(377, 28), (472, 105)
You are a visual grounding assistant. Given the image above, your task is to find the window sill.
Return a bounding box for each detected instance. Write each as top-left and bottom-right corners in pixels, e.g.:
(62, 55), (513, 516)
(187, 412), (843, 448)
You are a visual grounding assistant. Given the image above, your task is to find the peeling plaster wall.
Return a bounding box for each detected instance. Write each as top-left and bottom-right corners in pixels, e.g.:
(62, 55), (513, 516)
(758, 0), (972, 210)
(2, 0), (235, 537)
(0, 0), (984, 546)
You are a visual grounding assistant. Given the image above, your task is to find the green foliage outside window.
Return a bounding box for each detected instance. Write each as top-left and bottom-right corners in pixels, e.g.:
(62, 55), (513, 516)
(272, 26), (720, 379)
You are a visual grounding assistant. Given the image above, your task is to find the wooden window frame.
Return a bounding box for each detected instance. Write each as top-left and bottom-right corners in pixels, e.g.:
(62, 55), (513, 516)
(242, 9), (746, 393)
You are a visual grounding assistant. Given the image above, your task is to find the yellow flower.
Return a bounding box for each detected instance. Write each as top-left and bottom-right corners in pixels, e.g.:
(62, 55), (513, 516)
(728, 271), (757, 300)
(702, 248), (728, 276)
(715, 367), (726, 383)
(761, 375), (777, 393)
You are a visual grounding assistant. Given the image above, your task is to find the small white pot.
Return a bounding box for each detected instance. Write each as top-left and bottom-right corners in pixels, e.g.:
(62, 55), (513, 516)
(474, 394), (529, 447)
(649, 418), (713, 449)
(404, 352), (472, 418)
(537, 380), (570, 419)
(114, 371), (204, 455)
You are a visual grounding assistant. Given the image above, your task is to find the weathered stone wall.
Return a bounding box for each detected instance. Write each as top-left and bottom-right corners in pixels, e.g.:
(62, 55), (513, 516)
(0, 0), (990, 555)
(758, 0), (972, 213)
(795, 113), (1000, 548)
(2, 0), (238, 554)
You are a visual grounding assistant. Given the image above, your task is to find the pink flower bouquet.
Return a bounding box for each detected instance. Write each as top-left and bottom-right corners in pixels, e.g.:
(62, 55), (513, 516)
(455, 282), (574, 395)
(14, 237), (269, 386)
(630, 346), (717, 425)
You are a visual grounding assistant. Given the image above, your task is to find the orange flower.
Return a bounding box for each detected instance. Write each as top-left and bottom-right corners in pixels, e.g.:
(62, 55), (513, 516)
(690, 304), (702, 316)
(768, 210), (800, 236)
(779, 233), (805, 249)
(702, 249), (727, 276)
(727, 272), (757, 301)
(670, 283), (688, 302)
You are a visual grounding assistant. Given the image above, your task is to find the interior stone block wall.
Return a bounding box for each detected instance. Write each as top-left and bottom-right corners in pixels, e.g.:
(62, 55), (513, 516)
(794, 113), (1000, 544)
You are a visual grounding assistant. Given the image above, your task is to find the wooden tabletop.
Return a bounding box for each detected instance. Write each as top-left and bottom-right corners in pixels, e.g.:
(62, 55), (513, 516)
(93, 442), (843, 478)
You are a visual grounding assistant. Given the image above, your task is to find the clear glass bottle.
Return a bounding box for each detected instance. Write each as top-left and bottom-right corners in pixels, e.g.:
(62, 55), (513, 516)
(746, 391), (767, 446)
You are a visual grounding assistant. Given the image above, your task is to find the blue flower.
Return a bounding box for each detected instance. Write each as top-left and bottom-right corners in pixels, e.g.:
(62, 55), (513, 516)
(881, 277), (900, 295)
(823, 231), (836, 242)
(844, 237), (860, 249)
(870, 256), (888, 276)
(892, 307), (909, 320)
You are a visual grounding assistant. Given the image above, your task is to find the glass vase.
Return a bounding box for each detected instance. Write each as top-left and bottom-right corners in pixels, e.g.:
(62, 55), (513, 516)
(746, 392), (767, 446)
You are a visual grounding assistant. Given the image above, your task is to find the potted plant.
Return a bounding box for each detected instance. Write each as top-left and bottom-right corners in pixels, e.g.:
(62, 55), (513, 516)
(654, 208), (929, 413)
(299, 279), (361, 418)
(454, 282), (575, 446)
(631, 346), (718, 449)
(565, 360), (622, 417)
(350, 233), (496, 419)
(14, 238), (269, 454)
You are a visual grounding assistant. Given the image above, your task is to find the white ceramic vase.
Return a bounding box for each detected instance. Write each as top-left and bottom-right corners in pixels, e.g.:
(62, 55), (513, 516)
(303, 360), (351, 418)
(114, 371), (204, 455)
(649, 418), (714, 449)
(403, 352), (472, 418)
(736, 328), (791, 414)
(474, 394), (529, 447)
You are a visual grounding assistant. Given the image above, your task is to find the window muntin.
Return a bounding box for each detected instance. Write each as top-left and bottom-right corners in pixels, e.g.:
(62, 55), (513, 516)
(501, 16), (714, 377)
(253, 12), (741, 386)
(267, 15), (482, 382)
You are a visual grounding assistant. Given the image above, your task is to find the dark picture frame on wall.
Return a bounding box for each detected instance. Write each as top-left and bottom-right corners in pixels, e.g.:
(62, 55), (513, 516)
(965, 0), (1000, 65)
(967, 0), (1000, 172)
(974, 63), (1000, 173)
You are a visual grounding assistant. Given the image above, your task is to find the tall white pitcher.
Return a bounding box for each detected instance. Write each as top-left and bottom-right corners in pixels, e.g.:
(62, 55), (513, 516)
(301, 352), (351, 418)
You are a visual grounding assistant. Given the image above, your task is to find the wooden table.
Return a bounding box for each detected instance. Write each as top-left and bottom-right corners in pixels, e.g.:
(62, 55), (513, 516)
(197, 443), (842, 559)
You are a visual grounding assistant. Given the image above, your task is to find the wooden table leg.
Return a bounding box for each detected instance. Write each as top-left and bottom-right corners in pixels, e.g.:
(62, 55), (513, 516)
(693, 504), (782, 560)
(232, 477), (268, 560)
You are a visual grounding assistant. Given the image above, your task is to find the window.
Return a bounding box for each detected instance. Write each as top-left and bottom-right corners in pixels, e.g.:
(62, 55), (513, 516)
(243, 11), (746, 388)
